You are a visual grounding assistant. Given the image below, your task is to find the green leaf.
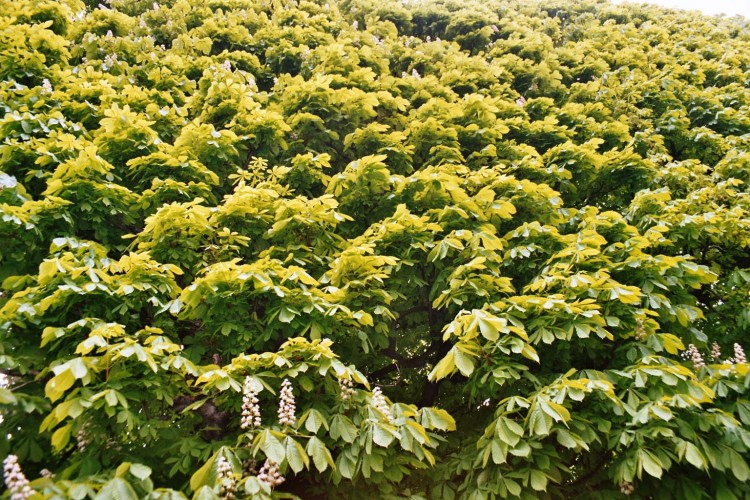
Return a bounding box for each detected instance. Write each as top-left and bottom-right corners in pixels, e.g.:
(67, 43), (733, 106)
(189, 456), (216, 492)
(285, 436), (308, 473)
(330, 415), (358, 443)
(529, 469), (548, 491)
(94, 478), (139, 500)
(639, 449), (663, 479)
(130, 463), (152, 480)
(428, 350), (456, 381)
(372, 423), (398, 447)
(306, 436), (334, 472)
(45, 369), (75, 402)
(453, 347), (475, 377)
(680, 442), (705, 469)
(51, 424), (72, 452)
(260, 431), (286, 464)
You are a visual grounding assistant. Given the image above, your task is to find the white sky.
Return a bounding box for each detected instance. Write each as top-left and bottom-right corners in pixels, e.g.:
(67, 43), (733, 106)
(612, 0), (750, 18)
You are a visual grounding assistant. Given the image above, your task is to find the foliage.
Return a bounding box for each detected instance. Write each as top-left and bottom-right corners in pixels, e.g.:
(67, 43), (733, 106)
(1, 0), (750, 498)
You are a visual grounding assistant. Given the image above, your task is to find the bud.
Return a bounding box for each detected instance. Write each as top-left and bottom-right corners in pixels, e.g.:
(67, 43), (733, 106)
(3, 455), (36, 500)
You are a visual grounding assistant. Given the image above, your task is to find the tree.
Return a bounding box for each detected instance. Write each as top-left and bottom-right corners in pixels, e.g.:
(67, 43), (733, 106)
(1, 0), (749, 498)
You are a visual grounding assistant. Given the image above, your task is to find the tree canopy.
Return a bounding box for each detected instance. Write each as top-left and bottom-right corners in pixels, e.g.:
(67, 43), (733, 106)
(1, 0), (750, 498)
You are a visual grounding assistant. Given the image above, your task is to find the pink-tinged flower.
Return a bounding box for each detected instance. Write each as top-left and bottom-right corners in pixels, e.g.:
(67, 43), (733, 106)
(685, 344), (705, 368)
(711, 342), (721, 361)
(3, 455), (36, 500)
(734, 343), (746, 364)
(258, 459), (285, 488)
(241, 377), (262, 430)
(216, 456), (235, 499)
(277, 379), (296, 426)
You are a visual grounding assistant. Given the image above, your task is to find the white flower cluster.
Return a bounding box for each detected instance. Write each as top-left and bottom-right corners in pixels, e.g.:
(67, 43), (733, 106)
(515, 95), (526, 107)
(684, 344), (705, 368)
(257, 459), (285, 488)
(223, 60), (232, 71)
(339, 377), (355, 401)
(241, 377), (262, 430)
(70, 9), (86, 22)
(711, 342), (722, 361)
(733, 343), (747, 364)
(3, 455), (35, 500)
(39, 469), (53, 478)
(411, 68), (421, 79)
(476, 398), (491, 410)
(216, 456), (236, 499)
(76, 425), (90, 452)
(371, 386), (394, 424)
(277, 379), (296, 426)
(41, 79), (53, 95)
(103, 53), (118, 70)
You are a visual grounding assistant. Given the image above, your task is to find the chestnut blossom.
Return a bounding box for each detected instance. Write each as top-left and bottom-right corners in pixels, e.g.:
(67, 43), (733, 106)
(711, 342), (722, 361)
(216, 456), (235, 499)
(685, 344), (705, 369)
(3, 455), (35, 500)
(241, 377), (262, 430)
(277, 379), (296, 426)
(258, 459), (285, 488)
(734, 343), (747, 364)
(371, 386), (394, 424)
(339, 377), (355, 401)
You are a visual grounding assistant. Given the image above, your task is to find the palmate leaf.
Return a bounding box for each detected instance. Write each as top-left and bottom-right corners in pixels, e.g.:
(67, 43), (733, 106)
(1, 0), (749, 498)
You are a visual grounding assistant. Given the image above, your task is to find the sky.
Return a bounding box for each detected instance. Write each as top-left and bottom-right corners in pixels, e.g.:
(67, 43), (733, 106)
(612, 0), (750, 18)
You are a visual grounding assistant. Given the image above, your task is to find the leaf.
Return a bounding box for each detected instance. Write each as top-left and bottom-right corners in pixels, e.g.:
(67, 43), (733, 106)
(306, 436), (334, 472)
(189, 456), (216, 492)
(330, 415), (358, 443)
(0, 388), (17, 405)
(260, 431), (286, 464)
(372, 423), (398, 447)
(285, 436), (309, 473)
(529, 469), (548, 491)
(94, 478), (139, 500)
(452, 347), (475, 377)
(45, 369), (75, 403)
(130, 463), (152, 480)
(639, 449), (663, 479)
(421, 407), (456, 431)
(428, 350), (456, 381)
(683, 442), (705, 469)
(51, 424), (72, 452)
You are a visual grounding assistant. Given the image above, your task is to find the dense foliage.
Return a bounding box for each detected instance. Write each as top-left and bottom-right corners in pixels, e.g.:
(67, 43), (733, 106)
(1, 0), (750, 497)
